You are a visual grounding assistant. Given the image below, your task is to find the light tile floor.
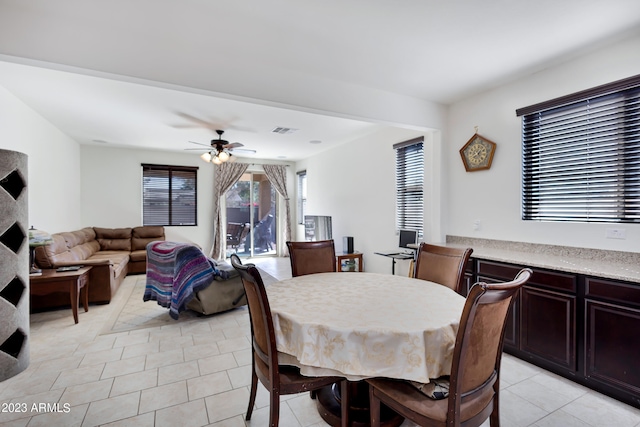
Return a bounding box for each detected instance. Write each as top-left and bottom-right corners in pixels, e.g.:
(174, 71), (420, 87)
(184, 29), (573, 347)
(2, 257), (639, 427)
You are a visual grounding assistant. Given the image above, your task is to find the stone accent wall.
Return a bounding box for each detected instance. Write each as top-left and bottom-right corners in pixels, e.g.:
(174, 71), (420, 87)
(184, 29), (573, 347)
(0, 149), (30, 380)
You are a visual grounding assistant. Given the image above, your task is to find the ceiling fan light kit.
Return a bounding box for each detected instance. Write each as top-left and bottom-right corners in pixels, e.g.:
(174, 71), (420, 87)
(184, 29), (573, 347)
(188, 129), (248, 164)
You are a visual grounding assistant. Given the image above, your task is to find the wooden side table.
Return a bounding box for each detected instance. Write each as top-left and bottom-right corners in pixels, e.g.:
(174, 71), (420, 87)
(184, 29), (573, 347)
(336, 252), (363, 272)
(30, 266), (92, 324)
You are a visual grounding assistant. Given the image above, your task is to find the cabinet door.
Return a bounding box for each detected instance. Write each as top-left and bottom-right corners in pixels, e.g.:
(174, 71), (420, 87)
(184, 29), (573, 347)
(584, 277), (640, 397)
(521, 286), (576, 371)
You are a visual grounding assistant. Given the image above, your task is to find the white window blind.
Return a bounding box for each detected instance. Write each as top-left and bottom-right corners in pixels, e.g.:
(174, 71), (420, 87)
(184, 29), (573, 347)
(394, 137), (424, 232)
(517, 74), (640, 223)
(142, 164), (198, 226)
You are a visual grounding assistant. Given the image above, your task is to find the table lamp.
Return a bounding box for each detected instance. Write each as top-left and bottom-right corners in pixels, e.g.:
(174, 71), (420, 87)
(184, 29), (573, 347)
(28, 226), (53, 275)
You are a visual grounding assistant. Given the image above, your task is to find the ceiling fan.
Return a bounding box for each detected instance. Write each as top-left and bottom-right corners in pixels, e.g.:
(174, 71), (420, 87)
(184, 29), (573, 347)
(185, 130), (255, 164)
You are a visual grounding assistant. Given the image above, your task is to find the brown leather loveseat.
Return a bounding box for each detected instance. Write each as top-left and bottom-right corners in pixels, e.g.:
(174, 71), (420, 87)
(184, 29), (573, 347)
(33, 226), (164, 310)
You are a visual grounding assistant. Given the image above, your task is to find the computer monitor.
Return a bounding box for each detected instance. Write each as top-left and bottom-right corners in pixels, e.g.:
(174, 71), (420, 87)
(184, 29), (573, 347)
(398, 229), (418, 249)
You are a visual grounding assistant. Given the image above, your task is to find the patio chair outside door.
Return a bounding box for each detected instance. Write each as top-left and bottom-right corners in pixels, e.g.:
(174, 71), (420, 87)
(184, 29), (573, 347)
(225, 171), (277, 257)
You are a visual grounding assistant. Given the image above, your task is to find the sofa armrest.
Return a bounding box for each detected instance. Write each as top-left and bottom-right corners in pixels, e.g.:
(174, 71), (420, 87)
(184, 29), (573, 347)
(212, 260), (239, 281)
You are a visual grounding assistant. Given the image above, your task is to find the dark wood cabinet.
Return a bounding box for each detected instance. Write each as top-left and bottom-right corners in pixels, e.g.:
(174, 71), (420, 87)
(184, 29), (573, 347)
(584, 277), (640, 403)
(461, 259), (475, 297)
(520, 286), (576, 371)
(468, 257), (640, 409)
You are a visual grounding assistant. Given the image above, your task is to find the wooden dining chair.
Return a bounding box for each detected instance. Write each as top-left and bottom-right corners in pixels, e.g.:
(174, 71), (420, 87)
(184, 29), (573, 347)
(367, 268), (533, 427)
(414, 243), (473, 294)
(286, 239), (337, 277)
(230, 254), (348, 427)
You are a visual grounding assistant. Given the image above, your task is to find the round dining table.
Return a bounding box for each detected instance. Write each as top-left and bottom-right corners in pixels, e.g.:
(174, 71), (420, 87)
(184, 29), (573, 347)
(266, 272), (466, 427)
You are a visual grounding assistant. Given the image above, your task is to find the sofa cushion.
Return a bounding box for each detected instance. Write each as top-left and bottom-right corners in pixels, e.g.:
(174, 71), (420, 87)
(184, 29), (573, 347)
(129, 249), (147, 263)
(87, 251), (130, 278)
(34, 234), (67, 268)
(95, 227), (132, 251)
(132, 226), (165, 251)
(81, 227), (97, 241)
(69, 241), (99, 260)
(60, 231), (83, 249)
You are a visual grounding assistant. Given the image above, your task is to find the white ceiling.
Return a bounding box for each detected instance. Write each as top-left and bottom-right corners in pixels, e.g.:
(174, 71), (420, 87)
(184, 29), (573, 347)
(1, 0), (639, 161)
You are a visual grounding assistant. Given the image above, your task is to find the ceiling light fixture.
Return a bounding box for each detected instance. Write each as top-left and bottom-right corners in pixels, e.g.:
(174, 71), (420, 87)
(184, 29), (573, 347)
(196, 130), (241, 165)
(201, 146), (233, 164)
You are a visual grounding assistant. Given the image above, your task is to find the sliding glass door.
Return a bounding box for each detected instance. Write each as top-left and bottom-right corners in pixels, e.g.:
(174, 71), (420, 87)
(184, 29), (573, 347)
(225, 171), (277, 257)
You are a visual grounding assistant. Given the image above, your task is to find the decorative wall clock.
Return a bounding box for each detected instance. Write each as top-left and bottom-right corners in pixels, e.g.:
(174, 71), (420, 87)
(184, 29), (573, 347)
(459, 131), (497, 172)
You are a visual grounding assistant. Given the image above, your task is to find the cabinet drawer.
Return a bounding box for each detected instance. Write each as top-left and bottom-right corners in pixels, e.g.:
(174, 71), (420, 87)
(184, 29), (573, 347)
(477, 260), (576, 293)
(477, 260), (523, 281)
(465, 259), (474, 274)
(585, 277), (640, 308)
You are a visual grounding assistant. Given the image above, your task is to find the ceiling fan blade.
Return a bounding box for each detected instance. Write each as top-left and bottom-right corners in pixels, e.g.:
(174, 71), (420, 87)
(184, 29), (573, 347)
(184, 148), (210, 151)
(188, 141), (213, 147)
(224, 142), (244, 149)
(230, 148), (256, 154)
(175, 112), (221, 130)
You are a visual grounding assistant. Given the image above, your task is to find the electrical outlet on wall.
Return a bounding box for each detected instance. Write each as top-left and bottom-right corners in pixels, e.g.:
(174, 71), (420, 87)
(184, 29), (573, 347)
(605, 228), (626, 239)
(473, 220), (481, 231)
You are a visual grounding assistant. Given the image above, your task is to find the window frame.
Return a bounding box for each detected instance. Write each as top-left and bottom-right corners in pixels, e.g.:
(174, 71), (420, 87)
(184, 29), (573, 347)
(141, 163), (198, 226)
(297, 170), (307, 225)
(394, 137), (424, 235)
(517, 74), (640, 223)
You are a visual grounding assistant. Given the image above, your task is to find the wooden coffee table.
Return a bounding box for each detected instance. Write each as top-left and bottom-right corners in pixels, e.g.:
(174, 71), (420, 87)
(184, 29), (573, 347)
(30, 266), (92, 324)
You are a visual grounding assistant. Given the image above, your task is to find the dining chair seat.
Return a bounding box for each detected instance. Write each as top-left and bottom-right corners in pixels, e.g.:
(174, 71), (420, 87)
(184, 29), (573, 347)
(368, 376), (495, 425)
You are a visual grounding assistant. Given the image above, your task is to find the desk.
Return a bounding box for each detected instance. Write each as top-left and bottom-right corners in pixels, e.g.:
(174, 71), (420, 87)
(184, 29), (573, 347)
(374, 251), (414, 275)
(30, 266), (91, 324)
(267, 272), (465, 426)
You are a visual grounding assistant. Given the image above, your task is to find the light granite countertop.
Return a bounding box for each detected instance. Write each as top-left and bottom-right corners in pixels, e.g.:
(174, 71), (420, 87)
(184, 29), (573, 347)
(439, 236), (640, 284)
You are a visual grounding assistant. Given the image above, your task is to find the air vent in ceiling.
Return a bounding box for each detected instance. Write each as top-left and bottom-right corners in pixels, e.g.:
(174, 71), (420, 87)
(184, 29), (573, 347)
(271, 127), (298, 135)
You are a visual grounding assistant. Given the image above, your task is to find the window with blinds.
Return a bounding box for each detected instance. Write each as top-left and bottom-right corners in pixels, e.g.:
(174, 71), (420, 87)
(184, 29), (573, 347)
(517, 75), (640, 223)
(142, 164), (198, 226)
(394, 137), (424, 233)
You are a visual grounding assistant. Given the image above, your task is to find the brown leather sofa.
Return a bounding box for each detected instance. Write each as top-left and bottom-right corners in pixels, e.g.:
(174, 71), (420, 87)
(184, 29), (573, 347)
(33, 226), (164, 310)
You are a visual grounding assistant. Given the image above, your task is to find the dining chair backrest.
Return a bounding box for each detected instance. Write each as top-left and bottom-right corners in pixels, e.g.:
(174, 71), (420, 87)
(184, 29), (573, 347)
(447, 268), (532, 422)
(367, 268), (532, 427)
(230, 253), (348, 427)
(286, 239), (337, 277)
(229, 254), (277, 377)
(414, 243), (473, 294)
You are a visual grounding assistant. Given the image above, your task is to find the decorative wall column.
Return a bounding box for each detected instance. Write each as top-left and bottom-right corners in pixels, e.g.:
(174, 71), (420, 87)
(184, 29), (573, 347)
(0, 149), (30, 380)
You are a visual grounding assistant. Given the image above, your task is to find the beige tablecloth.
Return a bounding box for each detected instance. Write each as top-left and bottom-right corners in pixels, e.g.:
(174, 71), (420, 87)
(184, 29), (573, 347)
(266, 272), (465, 383)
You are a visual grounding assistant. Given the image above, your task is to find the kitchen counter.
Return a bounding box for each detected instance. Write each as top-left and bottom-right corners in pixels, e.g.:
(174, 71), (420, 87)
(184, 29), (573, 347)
(439, 236), (640, 284)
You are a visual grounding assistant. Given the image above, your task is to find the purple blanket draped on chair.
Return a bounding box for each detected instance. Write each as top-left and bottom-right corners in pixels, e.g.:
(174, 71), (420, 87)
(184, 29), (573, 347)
(144, 241), (217, 319)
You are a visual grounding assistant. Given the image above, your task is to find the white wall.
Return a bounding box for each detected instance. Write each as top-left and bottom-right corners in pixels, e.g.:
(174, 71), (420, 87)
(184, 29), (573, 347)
(295, 127), (428, 274)
(80, 145), (216, 251)
(0, 85), (81, 233)
(446, 32), (640, 252)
